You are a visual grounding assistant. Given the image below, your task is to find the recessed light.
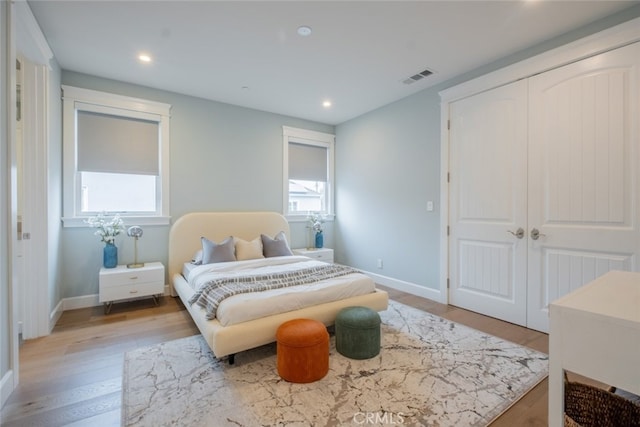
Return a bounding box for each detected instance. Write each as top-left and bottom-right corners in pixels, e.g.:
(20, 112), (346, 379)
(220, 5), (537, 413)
(297, 26), (312, 37)
(322, 100), (332, 108)
(138, 53), (152, 63)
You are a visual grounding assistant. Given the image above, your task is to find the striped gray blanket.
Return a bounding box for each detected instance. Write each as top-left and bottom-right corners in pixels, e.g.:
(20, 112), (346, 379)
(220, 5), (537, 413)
(188, 264), (361, 320)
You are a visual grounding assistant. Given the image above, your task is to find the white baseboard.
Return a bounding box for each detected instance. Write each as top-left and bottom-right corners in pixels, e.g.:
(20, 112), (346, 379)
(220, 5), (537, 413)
(53, 285), (172, 315)
(1, 369), (15, 409)
(365, 271), (445, 304)
(50, 299), (64, 333)
(44, 296), (96, 333)
(63, 294), (100, 311)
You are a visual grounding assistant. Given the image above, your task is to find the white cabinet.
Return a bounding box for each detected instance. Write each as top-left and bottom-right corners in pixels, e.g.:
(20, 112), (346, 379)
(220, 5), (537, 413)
(99, 262), (164, 313)
(293, 248), (334, 263)
(548, 271), (640, 427)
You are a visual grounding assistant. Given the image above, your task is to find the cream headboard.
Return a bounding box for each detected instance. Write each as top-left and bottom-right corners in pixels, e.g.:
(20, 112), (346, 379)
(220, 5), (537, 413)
(168, 211), (291, 279)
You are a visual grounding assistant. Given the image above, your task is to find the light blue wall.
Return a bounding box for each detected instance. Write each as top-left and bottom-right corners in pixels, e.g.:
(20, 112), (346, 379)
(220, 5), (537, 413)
(335, 90), (441, 288)
(334, 5), (640, 291)
(60, 71), (334, 298)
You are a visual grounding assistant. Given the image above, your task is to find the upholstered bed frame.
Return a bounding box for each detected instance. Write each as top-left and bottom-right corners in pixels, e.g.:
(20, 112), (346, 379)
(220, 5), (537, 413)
(168, 211), (389, 363)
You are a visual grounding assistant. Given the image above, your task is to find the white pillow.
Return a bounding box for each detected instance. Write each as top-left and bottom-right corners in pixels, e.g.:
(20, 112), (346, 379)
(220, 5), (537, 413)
(235, 237), (265, 261)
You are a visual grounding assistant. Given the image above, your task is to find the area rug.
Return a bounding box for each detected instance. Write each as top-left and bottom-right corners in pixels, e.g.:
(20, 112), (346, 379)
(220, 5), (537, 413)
(123, 300), (548, 426)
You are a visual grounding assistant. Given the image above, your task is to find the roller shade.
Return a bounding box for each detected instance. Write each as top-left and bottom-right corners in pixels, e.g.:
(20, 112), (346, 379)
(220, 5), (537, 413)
(288, 142), (327, 182)
(77, 110), (159, 175)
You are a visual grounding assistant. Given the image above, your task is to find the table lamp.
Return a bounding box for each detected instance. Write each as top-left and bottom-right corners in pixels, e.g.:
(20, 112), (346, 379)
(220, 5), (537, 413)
(126, 225), (144, 268)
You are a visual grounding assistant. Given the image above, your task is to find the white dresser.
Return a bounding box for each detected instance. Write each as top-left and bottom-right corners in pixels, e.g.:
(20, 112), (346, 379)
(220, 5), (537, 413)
(99, 262), (165, 313)
(292, 248), (334, 263)
(548, 270), (640, 426)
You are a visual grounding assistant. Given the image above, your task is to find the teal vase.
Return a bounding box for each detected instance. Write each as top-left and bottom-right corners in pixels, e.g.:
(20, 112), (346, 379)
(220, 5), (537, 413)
(103, 243), (118, 268)
(315, 231), (324, 249)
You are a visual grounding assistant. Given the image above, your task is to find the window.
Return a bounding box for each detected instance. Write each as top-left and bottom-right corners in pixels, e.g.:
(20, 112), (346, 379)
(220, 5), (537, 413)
(62, 86), (171, 226)
(282, 126), (334, 219)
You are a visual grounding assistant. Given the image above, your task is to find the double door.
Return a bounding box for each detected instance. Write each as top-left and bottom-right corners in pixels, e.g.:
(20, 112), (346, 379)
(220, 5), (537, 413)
(448, 42), (640, 332)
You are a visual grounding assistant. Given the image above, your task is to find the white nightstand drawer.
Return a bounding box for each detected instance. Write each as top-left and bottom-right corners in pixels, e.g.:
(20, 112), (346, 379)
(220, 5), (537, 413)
(293, 248), (334, 263)
(100, 281), (164, 302)
(100, 263), (164, 288)
(99, 262), (165, 306)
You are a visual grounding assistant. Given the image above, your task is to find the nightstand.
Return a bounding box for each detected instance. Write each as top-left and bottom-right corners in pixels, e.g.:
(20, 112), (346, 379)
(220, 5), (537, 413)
(292, 248), (334, 263)
(99, 262), (165, 313)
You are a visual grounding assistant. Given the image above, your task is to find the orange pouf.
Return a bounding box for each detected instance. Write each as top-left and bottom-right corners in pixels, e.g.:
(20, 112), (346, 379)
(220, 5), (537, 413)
(276, 318), (329, 383)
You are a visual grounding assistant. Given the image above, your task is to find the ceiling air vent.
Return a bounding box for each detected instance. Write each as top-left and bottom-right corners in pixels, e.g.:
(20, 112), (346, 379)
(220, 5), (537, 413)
(402, 68), (434, 85)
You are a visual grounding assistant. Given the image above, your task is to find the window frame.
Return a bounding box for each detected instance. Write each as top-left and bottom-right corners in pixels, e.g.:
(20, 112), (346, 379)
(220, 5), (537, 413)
(282, 126), (335, 222)
(62, 85), (171, 227)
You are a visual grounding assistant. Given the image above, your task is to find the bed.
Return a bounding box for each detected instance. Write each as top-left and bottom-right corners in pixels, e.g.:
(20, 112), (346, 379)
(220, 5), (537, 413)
(169, 211), (389, 363)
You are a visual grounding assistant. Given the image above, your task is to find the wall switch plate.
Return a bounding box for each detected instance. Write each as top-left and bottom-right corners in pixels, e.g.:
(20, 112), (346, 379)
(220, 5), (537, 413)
(427, 201), (434, 211)
(377, 258), (383, 269)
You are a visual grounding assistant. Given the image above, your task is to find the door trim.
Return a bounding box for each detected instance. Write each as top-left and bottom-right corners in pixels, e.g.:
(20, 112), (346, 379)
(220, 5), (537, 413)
(439, 16), (640, 304)
(3, 0), (53, 404)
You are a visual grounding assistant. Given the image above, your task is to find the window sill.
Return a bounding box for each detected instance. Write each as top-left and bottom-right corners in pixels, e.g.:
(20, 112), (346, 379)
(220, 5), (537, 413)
(62, 216), (171, 228)
(286, 214), (335, 223)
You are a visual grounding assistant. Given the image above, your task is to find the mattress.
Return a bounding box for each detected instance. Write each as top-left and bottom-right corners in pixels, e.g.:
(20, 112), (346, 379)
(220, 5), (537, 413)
(182, 256), (376, 326)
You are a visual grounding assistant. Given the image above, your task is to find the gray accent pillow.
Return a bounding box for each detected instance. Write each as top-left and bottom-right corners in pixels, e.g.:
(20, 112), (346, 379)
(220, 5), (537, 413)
(261, 231), (293, 257)
(201, 236), (236, 264)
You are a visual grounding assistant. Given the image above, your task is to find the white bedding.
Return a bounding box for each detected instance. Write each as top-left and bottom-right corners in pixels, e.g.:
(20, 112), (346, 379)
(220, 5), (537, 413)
(182, 256), (376, 326)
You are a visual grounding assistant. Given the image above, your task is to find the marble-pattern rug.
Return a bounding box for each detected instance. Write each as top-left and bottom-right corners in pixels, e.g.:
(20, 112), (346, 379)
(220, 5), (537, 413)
(123, 300), (548, 426)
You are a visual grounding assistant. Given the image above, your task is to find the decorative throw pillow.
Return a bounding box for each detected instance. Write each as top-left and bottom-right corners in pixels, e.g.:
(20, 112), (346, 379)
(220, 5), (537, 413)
(235, 237), (264, 261)
(261, 231), (293, 257)
(201, 236), (236, 264)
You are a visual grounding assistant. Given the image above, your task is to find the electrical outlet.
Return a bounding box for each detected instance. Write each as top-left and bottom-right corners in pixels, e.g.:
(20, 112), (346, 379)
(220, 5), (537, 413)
(377, 258), (383, 269)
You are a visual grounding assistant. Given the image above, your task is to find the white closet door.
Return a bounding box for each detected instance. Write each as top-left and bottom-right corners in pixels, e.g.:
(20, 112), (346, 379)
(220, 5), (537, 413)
(527, 42), (640, 332)
(448, 80), (529, 326)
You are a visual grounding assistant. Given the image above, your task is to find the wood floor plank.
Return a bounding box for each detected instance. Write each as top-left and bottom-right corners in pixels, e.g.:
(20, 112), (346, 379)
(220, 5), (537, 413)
(63, 409), (122, 427)
(2, 377), (121, 421)
(1, 289), (557, 426)
(2, 392), (122, 427)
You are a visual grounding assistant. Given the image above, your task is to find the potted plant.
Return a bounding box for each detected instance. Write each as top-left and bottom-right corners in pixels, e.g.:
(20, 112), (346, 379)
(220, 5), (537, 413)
(307, 212), (325, 249)
(86, 213), (125, 268)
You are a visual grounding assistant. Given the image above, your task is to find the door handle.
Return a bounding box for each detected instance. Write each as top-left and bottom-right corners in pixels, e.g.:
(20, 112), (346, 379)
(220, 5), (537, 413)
(530, 228), (546, 240)
(507, 227), (525, 239)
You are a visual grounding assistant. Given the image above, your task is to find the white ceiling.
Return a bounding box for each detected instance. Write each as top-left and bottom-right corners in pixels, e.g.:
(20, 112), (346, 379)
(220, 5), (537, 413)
(28, 0), (638, 125)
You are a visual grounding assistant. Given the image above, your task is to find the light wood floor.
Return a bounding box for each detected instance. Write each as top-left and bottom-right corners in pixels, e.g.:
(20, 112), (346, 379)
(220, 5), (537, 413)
(1, 287), (553, 426)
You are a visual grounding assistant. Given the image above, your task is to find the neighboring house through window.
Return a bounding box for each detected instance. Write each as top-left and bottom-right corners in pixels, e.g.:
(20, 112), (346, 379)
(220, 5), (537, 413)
(282, 126), (334, 220)
(62, 86), (171, 226)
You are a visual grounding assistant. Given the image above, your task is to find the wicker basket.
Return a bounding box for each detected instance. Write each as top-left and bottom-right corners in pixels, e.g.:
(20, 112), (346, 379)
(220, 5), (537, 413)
(564, 377), (640, 427)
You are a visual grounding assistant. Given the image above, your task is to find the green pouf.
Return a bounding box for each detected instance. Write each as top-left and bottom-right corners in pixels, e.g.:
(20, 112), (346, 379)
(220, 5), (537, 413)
(335, 306), (381, 359)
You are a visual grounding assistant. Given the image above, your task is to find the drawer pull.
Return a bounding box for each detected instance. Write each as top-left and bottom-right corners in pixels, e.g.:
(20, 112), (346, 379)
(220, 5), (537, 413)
(129, 290), (139, 294)
(129, 276), (139, 280)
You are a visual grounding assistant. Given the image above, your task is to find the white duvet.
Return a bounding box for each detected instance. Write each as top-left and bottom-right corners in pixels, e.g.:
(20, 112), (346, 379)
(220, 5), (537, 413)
(183, 256), (375, 326)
